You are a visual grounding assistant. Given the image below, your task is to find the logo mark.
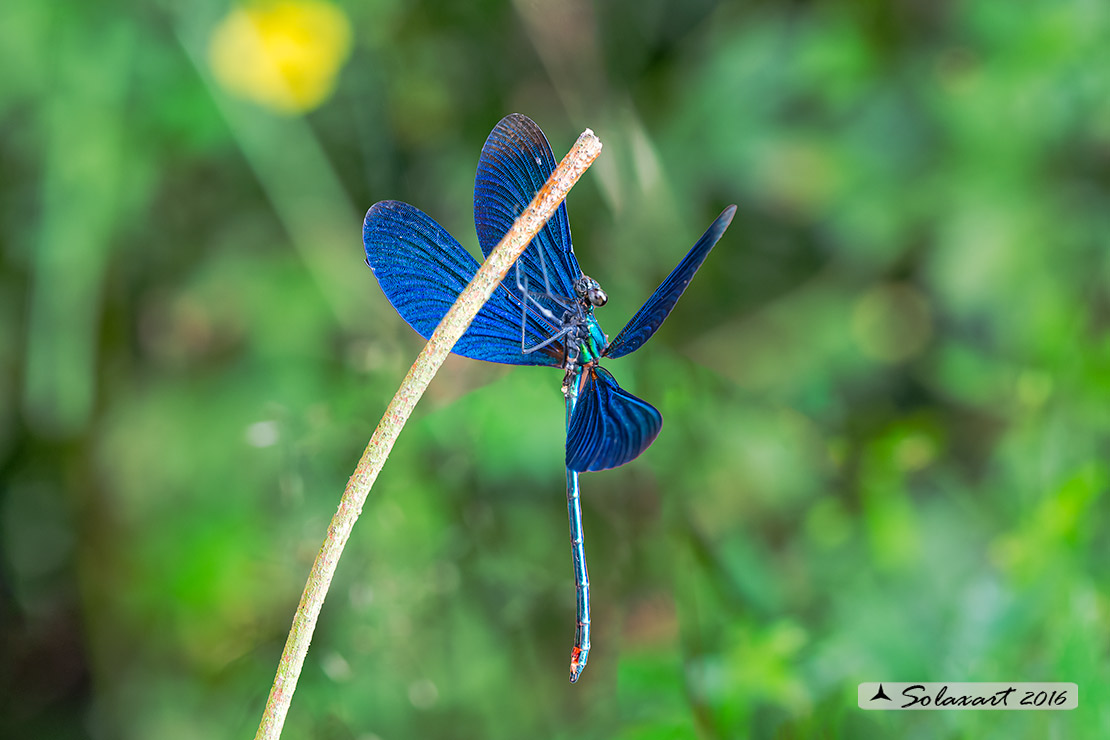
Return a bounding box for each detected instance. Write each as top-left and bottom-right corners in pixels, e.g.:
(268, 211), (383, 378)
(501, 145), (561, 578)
(870, 684), (892, 702)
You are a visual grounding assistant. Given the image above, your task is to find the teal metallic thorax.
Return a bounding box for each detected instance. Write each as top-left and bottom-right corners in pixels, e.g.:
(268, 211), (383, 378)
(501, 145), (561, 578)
(573, 310), (608, 365)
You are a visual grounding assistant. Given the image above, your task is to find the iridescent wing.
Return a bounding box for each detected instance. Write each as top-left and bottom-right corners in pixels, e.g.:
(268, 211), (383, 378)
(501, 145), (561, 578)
(566, 366), (663, 472)
(363, 200), (563, 367)
(474, 113), (583, 304)
(604, 205), (737, 359)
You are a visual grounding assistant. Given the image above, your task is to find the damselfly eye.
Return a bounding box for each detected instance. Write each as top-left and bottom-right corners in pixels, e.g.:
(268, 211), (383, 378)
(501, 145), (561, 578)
(575, 276), (607, 307)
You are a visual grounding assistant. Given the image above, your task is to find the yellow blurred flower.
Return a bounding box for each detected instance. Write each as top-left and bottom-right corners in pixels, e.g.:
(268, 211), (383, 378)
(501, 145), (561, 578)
(208, 0), (352, 114)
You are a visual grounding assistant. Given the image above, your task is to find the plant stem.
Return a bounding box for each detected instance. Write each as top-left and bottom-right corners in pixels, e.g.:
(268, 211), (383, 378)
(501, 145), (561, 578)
(254, 126), (603, 740)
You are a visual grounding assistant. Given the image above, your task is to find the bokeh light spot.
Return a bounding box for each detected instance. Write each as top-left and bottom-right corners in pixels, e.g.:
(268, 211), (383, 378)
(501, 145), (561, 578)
(895, 432), (936, 471)
(1016, 368), (1053, 406)
(245, 420), (279, 447)
(851, 282), (933, 363)
(321, 651), (353, 682)
(407, 678), (438, 709)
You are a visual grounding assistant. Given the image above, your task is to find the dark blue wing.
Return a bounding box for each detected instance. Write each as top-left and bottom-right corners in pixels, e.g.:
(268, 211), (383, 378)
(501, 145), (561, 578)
(363, 200), (563, 367)
(604, 205), (737, 359)
(566, 366), (663, 472)
(474, 114), (582, 303)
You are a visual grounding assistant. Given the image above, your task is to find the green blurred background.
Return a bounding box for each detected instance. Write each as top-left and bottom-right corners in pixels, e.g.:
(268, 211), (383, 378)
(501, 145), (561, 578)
(2, 0), (1108, 737)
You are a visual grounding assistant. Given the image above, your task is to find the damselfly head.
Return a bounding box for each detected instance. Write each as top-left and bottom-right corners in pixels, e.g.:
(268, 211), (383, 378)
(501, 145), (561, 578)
(575, 275), (608, 307)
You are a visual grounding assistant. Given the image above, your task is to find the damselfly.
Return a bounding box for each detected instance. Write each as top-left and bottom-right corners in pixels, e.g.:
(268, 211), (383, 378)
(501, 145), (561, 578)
(363, 113), (735, 681)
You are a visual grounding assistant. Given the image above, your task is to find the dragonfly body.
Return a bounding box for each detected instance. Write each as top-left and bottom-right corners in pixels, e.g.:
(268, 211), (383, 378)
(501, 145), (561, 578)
(363, 113), (735, 681)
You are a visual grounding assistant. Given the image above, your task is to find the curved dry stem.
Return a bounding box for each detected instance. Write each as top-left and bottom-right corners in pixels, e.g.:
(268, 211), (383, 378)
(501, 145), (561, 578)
(254, 127), (603, 740)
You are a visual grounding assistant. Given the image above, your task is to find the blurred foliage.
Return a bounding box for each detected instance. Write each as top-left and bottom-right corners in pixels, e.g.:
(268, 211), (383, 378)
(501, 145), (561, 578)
(2, 0), (1109, 738)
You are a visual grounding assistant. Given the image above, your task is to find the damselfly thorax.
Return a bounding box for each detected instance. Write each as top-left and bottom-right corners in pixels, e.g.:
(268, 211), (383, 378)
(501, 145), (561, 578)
(515, 257), (610, 377)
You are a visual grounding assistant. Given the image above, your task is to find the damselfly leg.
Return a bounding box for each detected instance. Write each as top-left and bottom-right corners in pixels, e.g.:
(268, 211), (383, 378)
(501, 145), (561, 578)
(515, 245), (583, 363)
